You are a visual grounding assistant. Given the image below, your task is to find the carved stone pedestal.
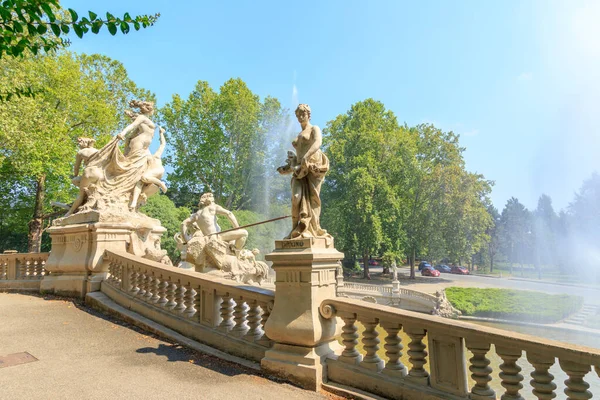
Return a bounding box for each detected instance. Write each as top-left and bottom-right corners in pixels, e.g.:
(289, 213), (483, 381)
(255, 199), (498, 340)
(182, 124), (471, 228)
(41, 212), (165, 298)
(261, 238), (344, 390)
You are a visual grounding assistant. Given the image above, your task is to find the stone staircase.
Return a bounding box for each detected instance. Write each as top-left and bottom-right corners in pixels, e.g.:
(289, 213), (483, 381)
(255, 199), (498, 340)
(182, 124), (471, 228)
(563, 303), (599, 325)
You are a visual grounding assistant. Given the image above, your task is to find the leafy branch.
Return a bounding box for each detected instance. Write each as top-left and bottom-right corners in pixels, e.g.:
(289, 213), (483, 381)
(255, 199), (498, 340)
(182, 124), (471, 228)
(0, 0), (160, 58)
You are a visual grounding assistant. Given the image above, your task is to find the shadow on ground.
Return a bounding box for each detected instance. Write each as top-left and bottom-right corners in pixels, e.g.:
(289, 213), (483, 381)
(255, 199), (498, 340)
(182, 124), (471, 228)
(136, 343), (245, 377)
(8, 291), (266, 380)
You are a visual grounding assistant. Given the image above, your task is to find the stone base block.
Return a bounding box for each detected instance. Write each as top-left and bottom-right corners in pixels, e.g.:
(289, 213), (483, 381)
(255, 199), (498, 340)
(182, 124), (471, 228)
(261, 341), (341, 390)
(40, 273), (88, 298)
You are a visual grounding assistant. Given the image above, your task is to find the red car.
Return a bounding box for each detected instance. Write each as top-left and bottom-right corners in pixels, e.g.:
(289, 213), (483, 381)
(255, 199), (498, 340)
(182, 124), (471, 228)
(451, 266), (469, 275)
(421, 267), (440, 277)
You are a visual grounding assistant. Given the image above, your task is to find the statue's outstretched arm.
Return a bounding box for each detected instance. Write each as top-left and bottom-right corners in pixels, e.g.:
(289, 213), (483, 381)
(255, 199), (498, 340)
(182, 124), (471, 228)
(154, 127), (166, 158)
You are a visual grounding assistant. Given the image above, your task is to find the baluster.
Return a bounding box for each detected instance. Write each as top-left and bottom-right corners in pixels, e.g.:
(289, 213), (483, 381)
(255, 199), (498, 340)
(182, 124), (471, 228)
(143, 274), (154, 301)
(41, 259), (47, 276)
(136, 271), (146, 297)
(165, 281), (177, 309)
(359, 317), (384, 371)
(559, 359), (592, 400)
(496, 346), (524, 400)
(466, 340), (495, 399)
(156, 278), (168, 307)
(129, 269), (139, 294)
(107, 262), (115, 285)
(405, 326), (429, 384)
(173, 282), (186, 313)
(218, 293), (234, 332)
(18, 259), (28, 279)
(25, 259), (32, 278)
(338, 312), (362, 365)
(526, 353), (556, 400)
(150, 276), (160, 303)
(36, 259), (45, 278)
(193, 285), (202, 322)
(381, 321), (407, 377)
(114, 263), (122, 286)
(231, 298), (249, 337)
(256, 300), (273, 347)
(243, 300), (262, 342)
(30, 260), (39, 278)
(0, 261), (5, 279)
(183, 284), (196, 318)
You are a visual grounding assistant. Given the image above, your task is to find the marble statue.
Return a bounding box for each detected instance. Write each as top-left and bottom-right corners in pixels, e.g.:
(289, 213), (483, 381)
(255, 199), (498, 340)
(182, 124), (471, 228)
(277, 104), (332, 240)
(59, 100), (168, 221)
(64, 137), (99, 217)
(175, 193), (270, 285)
(50, 100), (172, 271)
(391, 261), (398, 281)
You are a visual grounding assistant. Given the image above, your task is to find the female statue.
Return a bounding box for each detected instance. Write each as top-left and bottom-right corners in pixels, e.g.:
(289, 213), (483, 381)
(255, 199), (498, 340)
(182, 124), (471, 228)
(65, 100), (167, 216)
(277, 104), (331, 239)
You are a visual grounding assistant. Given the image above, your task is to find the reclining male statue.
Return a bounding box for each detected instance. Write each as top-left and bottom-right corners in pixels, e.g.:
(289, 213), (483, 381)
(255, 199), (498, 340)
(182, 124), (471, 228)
(175, 193), (270, 285)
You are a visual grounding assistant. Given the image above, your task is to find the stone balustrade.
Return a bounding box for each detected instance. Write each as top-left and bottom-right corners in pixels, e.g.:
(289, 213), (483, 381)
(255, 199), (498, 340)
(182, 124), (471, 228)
(0, 252), (49, 290)
(342, 282), (436, 302)
(320, 297), (600, 400)
(102, 250), (275, 362)
(340, 282), (438, 313)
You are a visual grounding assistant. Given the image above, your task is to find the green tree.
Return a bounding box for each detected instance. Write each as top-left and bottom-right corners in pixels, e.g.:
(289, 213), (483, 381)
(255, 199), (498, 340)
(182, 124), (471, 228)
(139, 194), (190, 263)
(0, 51), (152, 252)
(323, 99), (407, 279)
(401, 124), (474, 277)
(499, 197), (531, 274)
(532, 194), (558, 278)
(159, 79), (288, 211)
(484, 204), (501, 272)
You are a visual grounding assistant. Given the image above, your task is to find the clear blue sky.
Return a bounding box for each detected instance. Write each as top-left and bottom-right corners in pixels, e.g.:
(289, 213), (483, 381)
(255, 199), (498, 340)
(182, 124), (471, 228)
(62, 0), (600, 213)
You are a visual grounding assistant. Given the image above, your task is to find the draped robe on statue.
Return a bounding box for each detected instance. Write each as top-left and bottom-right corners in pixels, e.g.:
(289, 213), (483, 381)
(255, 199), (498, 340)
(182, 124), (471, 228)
(287, 149), (332, 240)
(81, 135), (151, 211)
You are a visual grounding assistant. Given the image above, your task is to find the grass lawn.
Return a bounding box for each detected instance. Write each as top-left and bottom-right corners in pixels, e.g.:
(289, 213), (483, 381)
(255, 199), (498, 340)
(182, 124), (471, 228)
(445, 287), (583, 323)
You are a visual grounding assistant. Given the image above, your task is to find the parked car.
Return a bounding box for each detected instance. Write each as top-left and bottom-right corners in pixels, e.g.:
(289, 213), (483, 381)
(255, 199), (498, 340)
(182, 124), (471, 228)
(421, 266), (440, 277)
(435, 264), (451, 273)
(368, 259), (380, 266)
(418, 261), (432, 271)
(451, 266), (470, 275)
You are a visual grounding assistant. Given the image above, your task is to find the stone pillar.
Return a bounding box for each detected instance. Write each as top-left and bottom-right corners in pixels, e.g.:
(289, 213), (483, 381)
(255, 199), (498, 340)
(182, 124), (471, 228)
(41, 212), (166, 298)
(261, 237), (344, 390)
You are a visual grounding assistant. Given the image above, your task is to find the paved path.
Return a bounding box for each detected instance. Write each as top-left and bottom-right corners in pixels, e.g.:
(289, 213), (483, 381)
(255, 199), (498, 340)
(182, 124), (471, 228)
(0, 293), (338, 400)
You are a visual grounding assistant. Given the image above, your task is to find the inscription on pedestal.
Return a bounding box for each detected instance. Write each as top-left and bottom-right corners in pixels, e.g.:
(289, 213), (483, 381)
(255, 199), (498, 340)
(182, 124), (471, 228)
(275, 237), (333, 250)
(279, 239), (310, 249)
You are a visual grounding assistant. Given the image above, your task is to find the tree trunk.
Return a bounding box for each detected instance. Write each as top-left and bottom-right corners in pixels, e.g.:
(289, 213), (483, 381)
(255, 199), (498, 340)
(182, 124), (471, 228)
(363, 252), (371, 280)
(27, 174), (46, 253)
(490, 254), (494, 273)
(409, 248), (415, 279)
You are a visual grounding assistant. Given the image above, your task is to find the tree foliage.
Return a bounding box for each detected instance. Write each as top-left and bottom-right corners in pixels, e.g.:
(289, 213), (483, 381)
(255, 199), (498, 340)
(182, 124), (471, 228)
(498, 197), (531, 270)
(323, 99), (492, 279)
(0, 0), (159, 59)
(159, 79), (289, 212)
(0, 51), (153, 252)
(139, 194), (190, 262)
